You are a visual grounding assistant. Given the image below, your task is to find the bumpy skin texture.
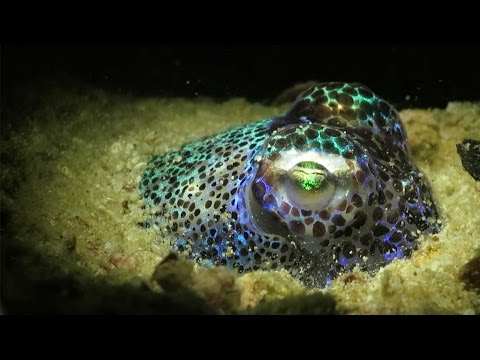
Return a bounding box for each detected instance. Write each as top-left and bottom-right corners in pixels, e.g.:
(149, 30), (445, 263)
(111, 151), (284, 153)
(140, 83), (441, 287)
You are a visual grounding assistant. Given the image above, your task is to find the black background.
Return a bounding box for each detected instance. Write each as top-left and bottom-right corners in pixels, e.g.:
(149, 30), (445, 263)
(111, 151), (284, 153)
(3, 41), (480, 112)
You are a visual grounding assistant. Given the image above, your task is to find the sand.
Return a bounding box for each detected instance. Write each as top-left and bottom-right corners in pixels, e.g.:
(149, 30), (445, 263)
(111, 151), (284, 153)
(2, 83), (479, 314)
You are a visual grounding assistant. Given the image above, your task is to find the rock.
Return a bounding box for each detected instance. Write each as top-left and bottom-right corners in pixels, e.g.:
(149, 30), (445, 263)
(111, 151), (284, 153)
(151, 253), (195, 292)
(456, 139), (480, 181)
(460, 255), (480, 291)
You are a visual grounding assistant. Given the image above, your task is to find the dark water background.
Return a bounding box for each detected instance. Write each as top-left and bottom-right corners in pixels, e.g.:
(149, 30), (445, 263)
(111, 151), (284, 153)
(3, 43), (480, 113)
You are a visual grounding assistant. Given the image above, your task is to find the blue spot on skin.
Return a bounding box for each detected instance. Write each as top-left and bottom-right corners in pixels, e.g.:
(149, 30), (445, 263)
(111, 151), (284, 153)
(201, 259), (214, 267)
(384, 249), (403, 262)
(237, 234), (247, 246)
(299, 116), (311, 124)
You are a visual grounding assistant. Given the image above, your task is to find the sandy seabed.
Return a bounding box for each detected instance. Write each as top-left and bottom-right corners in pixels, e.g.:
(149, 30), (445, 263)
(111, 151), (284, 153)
(2, 84), (479, 314)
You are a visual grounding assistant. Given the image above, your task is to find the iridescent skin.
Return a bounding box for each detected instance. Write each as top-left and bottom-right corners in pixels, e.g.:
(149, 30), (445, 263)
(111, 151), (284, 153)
(140, 82), (441, 288)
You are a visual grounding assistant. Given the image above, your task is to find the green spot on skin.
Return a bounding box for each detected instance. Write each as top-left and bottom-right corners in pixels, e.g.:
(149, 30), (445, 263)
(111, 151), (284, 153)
(353, 94), (377, 105)
(333, 139), (351, 155)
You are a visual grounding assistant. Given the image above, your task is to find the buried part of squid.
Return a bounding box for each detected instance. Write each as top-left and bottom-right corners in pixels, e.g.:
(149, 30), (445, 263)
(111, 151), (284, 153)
(139, 82), (441, 288)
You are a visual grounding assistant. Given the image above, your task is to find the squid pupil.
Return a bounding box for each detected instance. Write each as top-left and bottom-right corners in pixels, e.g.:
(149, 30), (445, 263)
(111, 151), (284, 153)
(289, 161), (329, 192)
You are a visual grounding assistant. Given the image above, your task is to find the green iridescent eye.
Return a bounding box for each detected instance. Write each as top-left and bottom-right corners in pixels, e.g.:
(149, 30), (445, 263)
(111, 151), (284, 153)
(286, 161), (335, 208)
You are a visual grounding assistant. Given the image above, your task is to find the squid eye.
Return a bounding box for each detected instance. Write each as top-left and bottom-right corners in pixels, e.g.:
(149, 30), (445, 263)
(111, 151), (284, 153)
(285, 161), (336, 209)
